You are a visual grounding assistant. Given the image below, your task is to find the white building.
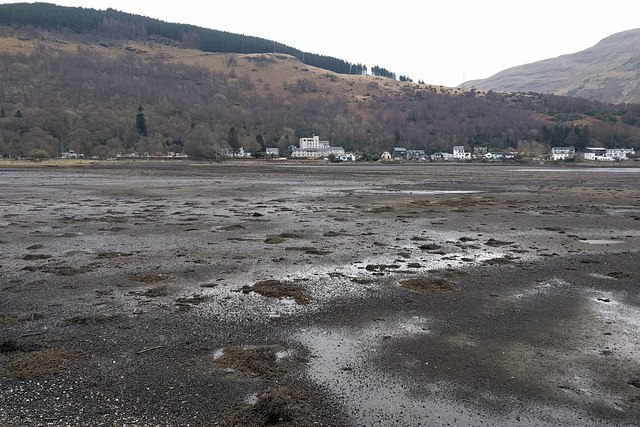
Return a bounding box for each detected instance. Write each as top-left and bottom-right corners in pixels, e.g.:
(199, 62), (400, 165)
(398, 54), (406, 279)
(583, 147), (634, 161)
(61, 150), (83, 159)
(551, 146), (575, 161)
(298, 135), (327, 149)
(485, 152), (515, 160)
(453, 146), (471, 159)
(484, 152), (503, 160)
(431, 152), (454, 161)
(292, 147), (345, 158)
(607, 148), (635, 160)
(339, 153), (357, 162)
(220, 147), (247, 157)
(291, 135), (345, 158)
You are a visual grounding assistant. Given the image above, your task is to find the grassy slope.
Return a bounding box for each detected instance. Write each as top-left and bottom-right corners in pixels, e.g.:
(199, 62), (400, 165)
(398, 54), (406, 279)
(0, 27), (476, 120)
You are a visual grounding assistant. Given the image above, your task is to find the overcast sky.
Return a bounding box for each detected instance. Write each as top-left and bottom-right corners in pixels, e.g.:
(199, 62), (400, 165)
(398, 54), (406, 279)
(3, 1), (639, 86)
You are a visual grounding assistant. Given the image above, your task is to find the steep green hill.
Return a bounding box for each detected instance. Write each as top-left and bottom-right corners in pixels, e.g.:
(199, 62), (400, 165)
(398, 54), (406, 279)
(464, 29), (640, 104)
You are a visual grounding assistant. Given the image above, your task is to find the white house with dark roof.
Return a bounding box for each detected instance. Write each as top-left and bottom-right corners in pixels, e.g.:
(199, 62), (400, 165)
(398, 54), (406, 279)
(583, 148), (612, 161)
(393, 147), (407, 159)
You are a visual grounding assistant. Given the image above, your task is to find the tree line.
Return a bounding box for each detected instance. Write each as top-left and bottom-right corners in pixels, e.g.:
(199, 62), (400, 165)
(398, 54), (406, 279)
(0, 3), (395, 79)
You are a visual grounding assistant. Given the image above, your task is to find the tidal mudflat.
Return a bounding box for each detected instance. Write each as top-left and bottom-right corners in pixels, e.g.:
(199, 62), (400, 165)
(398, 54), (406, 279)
(1, 161), (639, 426)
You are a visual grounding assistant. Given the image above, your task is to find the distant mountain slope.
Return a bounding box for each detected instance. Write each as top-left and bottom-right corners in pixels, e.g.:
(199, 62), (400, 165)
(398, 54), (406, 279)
(463, 29), (640, 104)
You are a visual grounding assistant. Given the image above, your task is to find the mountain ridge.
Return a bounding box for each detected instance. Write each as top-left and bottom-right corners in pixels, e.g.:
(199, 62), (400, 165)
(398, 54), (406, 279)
(463, 28), (640, 104)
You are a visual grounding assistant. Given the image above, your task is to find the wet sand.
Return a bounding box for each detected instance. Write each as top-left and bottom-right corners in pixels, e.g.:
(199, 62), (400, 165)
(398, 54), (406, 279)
(1, 161), (639, 426)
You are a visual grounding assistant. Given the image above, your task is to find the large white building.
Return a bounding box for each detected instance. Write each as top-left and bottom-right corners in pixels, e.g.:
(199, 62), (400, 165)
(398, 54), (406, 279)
(298, 135), (327, 149)
(453, 146), (471, 159)
(291, 135), (345, 158)
(551, 146), (575, 161)
(583, 147), (635, 161)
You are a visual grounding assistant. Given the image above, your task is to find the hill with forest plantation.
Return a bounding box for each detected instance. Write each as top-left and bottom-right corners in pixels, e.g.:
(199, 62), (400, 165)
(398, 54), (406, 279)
(0, 2), (639, 160)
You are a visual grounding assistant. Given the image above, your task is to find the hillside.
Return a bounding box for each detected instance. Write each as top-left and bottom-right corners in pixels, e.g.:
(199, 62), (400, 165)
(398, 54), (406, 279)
(463, 29), (640, 105)
(0, 2), (380, 77)
(0, 9), (639, 160)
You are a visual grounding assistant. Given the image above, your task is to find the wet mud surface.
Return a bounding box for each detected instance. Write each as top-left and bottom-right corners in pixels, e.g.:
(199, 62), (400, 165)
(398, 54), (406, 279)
(1, 161), (640, 426)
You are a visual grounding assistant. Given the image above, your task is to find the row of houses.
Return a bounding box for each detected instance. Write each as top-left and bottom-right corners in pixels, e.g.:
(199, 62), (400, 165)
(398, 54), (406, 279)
(62, 138), (635, 162)
(390, 146), (514, 161)
(551, 147), (636, 161)
(60, 150), (189, 159)
(292, 140), (637, 163)
(389, 145), (636, 162)
(223, 140), (636, 162)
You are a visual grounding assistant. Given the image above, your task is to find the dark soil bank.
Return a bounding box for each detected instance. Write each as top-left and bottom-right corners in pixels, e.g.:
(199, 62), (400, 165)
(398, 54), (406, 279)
(1, 161), (640, 426)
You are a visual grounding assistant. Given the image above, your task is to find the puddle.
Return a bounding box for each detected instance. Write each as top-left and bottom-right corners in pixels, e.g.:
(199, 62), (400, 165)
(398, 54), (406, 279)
(512, 278), (569, 300)
(591, 294), (640, 362)
(294, 319), (590, 426)
(357, 189), (483, 195)
(581, 240), (622, 245)
(510, 168), (640, 174)
(295, 321), (458, 426)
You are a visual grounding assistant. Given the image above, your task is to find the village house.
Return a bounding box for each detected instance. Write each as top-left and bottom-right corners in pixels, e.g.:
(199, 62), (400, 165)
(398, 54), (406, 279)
(607, 148), (635, 159)
(453, 146), (471, 159)
(393, 147), (407, 160)
(484, 151), (515, 160)
(389, 148), (427, 160)
(339, 153), (357, 162)
(221, 147), (247, 157)
(380, 151), (392, 160)
(431, 152), (454, 161)
(583, 148), (609, 161)
(61, 150), (83, 159)
(291, 135), (345, 158)
(473, 146), (488, 158)
(551, 146), (575, 161)
(266, 147), (280, 157)
(406, 149), (427, 161)
(116, 152), (139, 158)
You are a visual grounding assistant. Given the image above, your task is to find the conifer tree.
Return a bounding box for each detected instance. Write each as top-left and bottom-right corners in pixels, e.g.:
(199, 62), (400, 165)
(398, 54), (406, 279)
(136, 106), (147, 137)
(256, 133), (265, 151)
(227, 127), (240, 155)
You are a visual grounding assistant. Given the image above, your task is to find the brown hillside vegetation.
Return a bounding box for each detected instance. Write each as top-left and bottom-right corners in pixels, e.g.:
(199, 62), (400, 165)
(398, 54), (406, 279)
(464, 28), (640, 105)
(0, 28), (419, 109)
